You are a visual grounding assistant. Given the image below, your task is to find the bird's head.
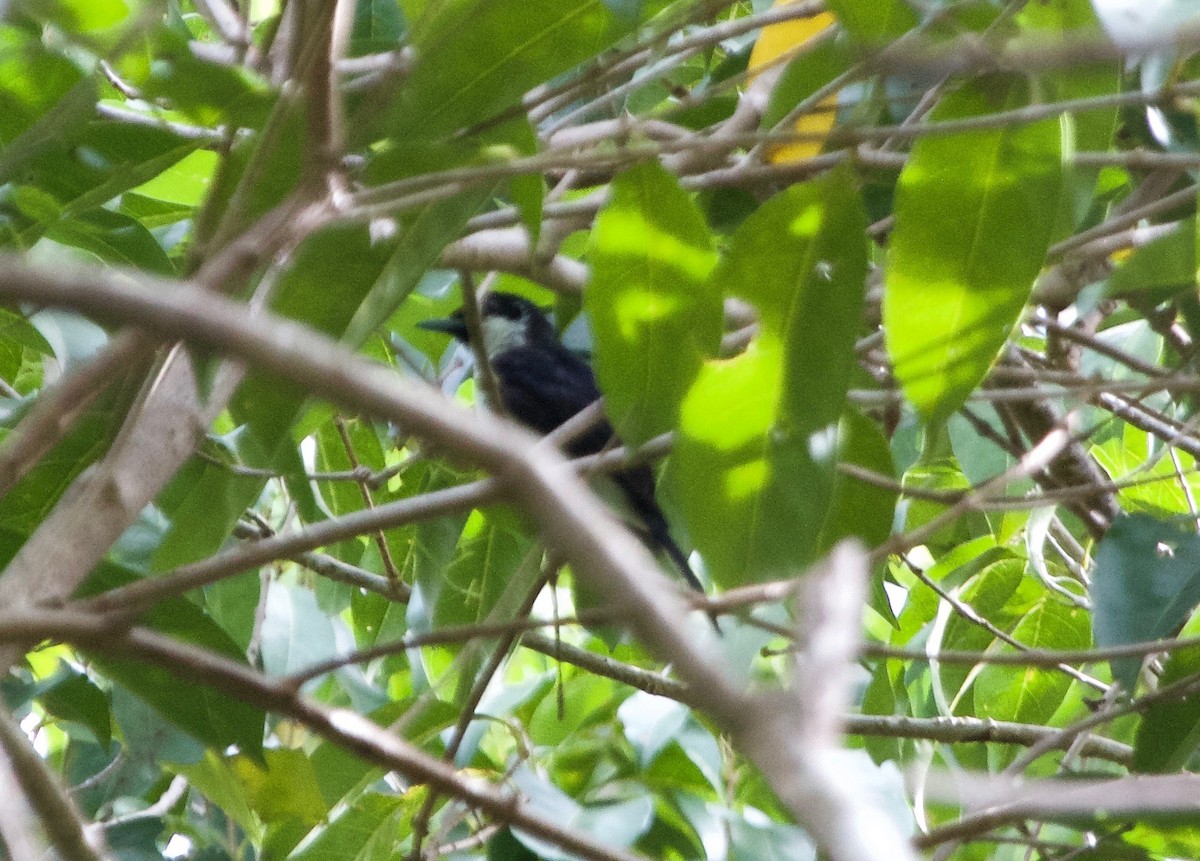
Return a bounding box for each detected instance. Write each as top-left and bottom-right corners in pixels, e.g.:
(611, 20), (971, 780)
(418, 292), (556, 358)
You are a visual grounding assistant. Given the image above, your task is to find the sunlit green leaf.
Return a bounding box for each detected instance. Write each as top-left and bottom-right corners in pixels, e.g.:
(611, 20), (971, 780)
(670, 166), (867, 586)
(972, 598), (1089, 727)
(885, 74), (1063, 424)
(588, 161), (720, 445)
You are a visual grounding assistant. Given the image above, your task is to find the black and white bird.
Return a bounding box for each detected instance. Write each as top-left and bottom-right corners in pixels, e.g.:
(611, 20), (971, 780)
(419, 291), (704, 594)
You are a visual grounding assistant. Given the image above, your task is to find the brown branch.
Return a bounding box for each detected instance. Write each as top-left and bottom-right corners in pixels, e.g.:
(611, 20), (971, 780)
(443, 233), (588, 295)
(0, 256), (912, 861)
(917, 773), (1200, 849)
(79, 479), (500, 616)
(457, 271), (508, 415)
(0, 706), (112, 861)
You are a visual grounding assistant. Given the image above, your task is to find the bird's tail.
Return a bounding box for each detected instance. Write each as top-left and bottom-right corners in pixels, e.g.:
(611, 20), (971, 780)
(658, 534), (704, 594)
(654, 534), (721, 633)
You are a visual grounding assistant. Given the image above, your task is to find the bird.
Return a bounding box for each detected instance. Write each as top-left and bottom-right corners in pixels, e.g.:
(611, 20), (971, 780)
(418, 291), (705, 595)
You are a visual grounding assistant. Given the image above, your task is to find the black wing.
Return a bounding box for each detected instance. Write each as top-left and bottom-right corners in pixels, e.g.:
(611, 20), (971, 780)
(491, 344), (608, 450)
(490, 344), (705, 595)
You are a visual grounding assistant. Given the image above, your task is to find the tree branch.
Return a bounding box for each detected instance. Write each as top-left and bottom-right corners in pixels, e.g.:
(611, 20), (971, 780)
(0, 255), (913, 861)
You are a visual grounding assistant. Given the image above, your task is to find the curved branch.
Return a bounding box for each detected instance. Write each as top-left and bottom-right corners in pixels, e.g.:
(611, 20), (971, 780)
(0, 255), (913, 861)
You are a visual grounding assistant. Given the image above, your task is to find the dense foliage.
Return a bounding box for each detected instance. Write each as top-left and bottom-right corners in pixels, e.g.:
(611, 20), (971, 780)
(4, 0), (1200, 859)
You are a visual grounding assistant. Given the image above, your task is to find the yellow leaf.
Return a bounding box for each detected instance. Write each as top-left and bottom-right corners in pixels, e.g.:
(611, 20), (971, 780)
(747, 2), (837, 163)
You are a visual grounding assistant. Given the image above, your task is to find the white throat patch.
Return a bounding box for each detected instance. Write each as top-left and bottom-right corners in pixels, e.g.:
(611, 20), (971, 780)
(479, 315), (526, 359)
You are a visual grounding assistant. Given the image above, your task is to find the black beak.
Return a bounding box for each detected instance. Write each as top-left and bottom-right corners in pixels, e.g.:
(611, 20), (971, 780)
(417, 316), (469, 340)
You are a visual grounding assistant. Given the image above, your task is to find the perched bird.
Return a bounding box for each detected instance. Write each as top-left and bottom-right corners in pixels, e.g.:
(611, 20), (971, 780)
(419, 291), (704, 594)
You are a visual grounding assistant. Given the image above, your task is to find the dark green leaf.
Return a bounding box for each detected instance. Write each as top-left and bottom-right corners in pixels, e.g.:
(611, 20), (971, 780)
(1093, 514), (1200, 691)
(151, 426), (268, 570)
(0, 375), (135, 536)
(1133, 611), (1200, 772)
(44, 208), (175, 274)
(384, 0), (634, 139)
(0, 307), (53, 355)
(818, 409), (897, 552)
(36, 664), (112, 748)
(350, 0), (406, 55)
(77, 558), (266, 760)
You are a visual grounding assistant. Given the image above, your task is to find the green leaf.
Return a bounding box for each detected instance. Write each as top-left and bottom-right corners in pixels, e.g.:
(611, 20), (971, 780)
(1133, 610), (1200, 772)
(76, 558), (267, 761)
(350, 0), (406, 55)
(587, 161), (720, 445)
(232, 748), (328, 826)
(384, 0), (634, 140)
(388, 463), (473, 649)
(669, 167), (867, 586)
(313, 417), (385, 521)
(972, 598), (1090, 727)
(36, 664), (112, 748)
(937, 556), (1033, 712)
(155, 225), (396, 568)
(290, 791), (409, 861)
(618, 690), (687, 767)
(1017, 0), (1118, 158)
(0, 376), (135, 536)
(1093, 514), (1200, 691)
(177, 750), (264, 841)
(0, 307), (53, 355)
(0, 27), (87, 144)
(529, 671), (616, 746)
(259, 581), (338, 679)
(1105, 218), (1196, 300)
(236, 225), (396, 446)
(818, 409), (897, 553)
(760, 34), (854, 133)
(31, 121), (200, 215)
(130, 29), (274, 128)
(433, 506), (528, 630)
(418, 504), (545, 703)
(884, 74), (1064, 424)
(344, 186), (493, 345)
(132, 148), (219, 207)
(510, 766), (653, 860)
(150, 427), (268, 570)
(0, 78), (97, 190)
(23, 0), (144, 33)
(43, 208), (175, 274)
(825, 0), (918, 42)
